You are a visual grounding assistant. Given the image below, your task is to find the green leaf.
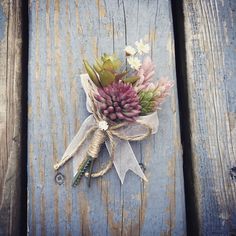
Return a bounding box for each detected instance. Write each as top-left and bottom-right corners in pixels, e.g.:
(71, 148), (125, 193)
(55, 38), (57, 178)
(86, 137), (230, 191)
(98, 70), (115, 87)
(95, 58), (103, 68)
(138, 92), (145, 100)
(101, 53), (109, 62)
(102, 59), (114, 71)
(83, 60), (101, 87)
(122, 76), (139, 84)
(144, 91), (154, 101)
(93, 64), (101, 73)
(140, 101), (150, 107)
(93, 60), (103, 73)
(112, 59), (122, 70)
(101, 53), (121, 70)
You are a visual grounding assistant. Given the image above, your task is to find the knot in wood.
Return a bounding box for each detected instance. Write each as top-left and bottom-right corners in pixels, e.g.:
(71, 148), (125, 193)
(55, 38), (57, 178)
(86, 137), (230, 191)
(55, 173), (65, 185)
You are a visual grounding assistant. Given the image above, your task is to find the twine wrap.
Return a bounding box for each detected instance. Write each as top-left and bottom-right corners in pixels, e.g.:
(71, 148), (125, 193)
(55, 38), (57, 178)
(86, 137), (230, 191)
(87, 129), (106, 159)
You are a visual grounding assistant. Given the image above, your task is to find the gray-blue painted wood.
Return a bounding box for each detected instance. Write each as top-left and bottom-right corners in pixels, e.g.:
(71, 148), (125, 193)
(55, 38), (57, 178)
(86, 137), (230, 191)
(183, 0), (236, 234)
(28, 0), (186, 235)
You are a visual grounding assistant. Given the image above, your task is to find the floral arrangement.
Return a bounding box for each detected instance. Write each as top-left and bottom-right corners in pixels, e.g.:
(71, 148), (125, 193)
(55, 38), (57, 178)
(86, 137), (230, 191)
(54, 39), (173, 187)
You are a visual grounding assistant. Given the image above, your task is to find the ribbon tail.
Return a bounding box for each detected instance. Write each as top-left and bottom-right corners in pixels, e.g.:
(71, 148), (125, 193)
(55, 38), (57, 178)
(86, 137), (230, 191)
(54, 115), (96, 177)
(71, 116), (97, 177)
(106, 138), (148, 184)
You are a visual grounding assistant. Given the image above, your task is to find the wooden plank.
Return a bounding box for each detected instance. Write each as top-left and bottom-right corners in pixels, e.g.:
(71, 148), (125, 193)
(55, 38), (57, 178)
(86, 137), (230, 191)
(183, 0), (236, 234)
(28, 0), (186, 235)
(0, 0), (23, 235)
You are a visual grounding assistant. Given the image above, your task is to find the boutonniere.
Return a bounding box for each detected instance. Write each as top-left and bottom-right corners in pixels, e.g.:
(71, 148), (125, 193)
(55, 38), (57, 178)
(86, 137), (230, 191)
(54, 38), (173, 187)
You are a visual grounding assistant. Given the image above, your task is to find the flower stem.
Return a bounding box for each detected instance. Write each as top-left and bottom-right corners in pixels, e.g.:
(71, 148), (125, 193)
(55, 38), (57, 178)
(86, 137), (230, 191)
(87, 158), (95, 187)
(72, 156), (92, 187)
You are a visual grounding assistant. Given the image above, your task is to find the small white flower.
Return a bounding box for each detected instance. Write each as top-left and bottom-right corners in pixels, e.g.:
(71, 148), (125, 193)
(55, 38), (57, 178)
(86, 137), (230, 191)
(98, 120), (109, 131)
(135, 39), (150, 55)
(124, 46), (136, 56)
(127, 56), (142, 70)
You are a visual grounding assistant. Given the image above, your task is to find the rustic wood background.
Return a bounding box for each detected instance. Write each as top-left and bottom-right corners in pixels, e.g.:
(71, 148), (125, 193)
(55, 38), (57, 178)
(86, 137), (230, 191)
(0, 0), (235, 235)
(0, 0), (23, 235)
(27, 0), (185, 235)
(183, 0), (236, 235)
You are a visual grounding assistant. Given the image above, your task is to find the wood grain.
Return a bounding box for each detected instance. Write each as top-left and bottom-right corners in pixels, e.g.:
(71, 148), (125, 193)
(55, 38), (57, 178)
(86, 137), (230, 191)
(0, 0), (23, 235)
(28, 0), (186, 235)
(183, 0), (236, 234)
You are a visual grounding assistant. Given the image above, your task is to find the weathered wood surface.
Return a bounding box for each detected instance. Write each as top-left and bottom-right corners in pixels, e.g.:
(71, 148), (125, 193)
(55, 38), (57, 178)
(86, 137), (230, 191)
(28, 0), (186, 235)
(183, 0), (236, 234)
(0, 0), (22, 235)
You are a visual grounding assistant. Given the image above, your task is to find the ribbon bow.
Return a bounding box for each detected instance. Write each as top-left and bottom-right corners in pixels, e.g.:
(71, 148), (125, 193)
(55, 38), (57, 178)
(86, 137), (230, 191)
(54, 74), (159, 184)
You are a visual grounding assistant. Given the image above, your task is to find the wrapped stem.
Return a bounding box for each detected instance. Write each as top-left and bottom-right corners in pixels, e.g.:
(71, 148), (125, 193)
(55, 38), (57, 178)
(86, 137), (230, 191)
(72, 129), (107, 186)
(87, 129), (107, 158)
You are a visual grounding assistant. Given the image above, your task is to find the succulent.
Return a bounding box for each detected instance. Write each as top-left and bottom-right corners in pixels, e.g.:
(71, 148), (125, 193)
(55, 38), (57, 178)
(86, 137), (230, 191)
(100, 53), (122, 70)
(84, 54), (125, 87)
(94, 81), (141, 122)
(84, 53), (140, 88)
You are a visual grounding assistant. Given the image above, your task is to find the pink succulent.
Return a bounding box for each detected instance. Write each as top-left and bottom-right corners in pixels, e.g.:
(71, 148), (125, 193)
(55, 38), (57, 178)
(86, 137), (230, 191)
(94, 81), (141, 122)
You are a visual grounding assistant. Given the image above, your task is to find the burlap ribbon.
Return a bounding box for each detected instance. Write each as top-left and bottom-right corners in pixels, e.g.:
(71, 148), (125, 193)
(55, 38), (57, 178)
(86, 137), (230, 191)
(54, 74), (159, 183)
